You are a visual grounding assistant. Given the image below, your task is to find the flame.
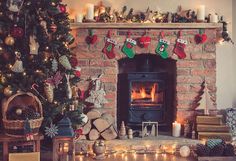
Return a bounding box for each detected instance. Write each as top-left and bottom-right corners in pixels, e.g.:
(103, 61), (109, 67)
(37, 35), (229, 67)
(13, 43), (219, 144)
(151, 83), (158, 102)
(140, 88), (146, 98)
(131, 83), (158, 102)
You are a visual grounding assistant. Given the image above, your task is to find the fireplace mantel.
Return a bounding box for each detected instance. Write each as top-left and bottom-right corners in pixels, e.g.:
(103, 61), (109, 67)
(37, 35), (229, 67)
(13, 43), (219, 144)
(71, 22), (222, 29)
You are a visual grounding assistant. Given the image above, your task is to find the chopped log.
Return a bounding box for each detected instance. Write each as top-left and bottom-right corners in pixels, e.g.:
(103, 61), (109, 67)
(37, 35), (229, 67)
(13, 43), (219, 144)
(86, 109), (102, 120)
(101, 113), (114, 125)
(93, 114), (114, 132)
(82, 121), (92, 135)
(79, 135), (87, 140)
(88, 129), (100, 141)
(101, 126), (117, 140)
(93, 118), (110, 132)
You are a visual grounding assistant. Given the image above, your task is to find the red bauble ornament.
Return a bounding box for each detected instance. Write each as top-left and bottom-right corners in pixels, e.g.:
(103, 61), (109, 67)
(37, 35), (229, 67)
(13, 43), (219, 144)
(74, 71), (81, 77)
(58, 4), (66, 13)
(50, 23), (57, 33)
(10, 26), (24, 38)
(139, 36), (151, 48)
(70, 57), (78, 67)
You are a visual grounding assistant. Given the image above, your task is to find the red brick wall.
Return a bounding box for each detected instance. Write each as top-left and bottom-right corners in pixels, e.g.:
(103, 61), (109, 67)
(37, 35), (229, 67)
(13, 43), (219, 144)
(71, 28), (217, 124)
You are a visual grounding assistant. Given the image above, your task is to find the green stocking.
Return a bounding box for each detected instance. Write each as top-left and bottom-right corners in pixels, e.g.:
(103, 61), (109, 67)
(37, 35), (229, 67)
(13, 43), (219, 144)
(155, 39), (169, 59)
(122, 38), (137, 58)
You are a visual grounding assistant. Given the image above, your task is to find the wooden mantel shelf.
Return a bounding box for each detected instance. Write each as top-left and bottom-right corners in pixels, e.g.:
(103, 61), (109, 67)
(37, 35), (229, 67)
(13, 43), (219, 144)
(71, 22), (222, 29)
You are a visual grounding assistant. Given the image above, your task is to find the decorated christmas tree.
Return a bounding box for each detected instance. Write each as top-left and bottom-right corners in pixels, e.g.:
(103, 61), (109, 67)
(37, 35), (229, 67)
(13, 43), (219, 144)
(0, 0), (84, 136)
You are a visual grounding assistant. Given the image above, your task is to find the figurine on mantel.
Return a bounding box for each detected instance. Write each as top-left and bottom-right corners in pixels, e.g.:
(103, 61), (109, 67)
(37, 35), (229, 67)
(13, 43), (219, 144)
(85, 74), (108, 108)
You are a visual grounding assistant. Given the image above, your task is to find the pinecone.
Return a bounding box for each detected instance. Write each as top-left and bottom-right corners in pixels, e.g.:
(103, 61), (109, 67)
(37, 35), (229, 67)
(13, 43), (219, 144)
(31, 112), (41, 119)
(223, 144), (235, 156)
(210, 144), (224, 156)
(23, 108), (36, 119)
(196, 144), (210, 156)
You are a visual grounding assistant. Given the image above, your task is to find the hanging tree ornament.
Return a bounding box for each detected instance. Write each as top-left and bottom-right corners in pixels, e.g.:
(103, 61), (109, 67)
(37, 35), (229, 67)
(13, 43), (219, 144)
(45, 123), (58, 138)
(29, 35), (39, 55)
(44, 82), (54, 103)
(6, 0), (24, 12)
(65, 74), (72, 99)
(5, 35), (15, 46)
(58, 4), (67, 13)
(3, 85), (13, 97)
(64, 33), (75, 45)
(40, 19), (48, 35)
(10, 25), (24, 38)
(59, 55), (72, 70)
(51, 58), (58, 72)
(50, 22), (57, 33)
(11, 51), (24, 73)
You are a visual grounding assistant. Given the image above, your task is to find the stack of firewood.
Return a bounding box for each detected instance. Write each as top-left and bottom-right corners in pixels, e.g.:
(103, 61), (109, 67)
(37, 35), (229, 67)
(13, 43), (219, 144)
(81, 109), (118, 140)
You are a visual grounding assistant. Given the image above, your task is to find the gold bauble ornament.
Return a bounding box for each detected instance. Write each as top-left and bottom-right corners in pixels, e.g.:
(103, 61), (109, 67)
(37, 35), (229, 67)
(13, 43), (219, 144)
(3, 86), (13, 97)
(0, 75), (7, 84)
(5, 35), (15, 46)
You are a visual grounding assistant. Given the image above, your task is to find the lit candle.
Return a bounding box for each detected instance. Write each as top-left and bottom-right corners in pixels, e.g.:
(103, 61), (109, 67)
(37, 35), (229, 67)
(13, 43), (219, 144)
(86, 3), (94, 20)
(76, 13), (83, 23)
(197, 5), (205, 21)
(172, 121), (181, 137)
(210, 14), (218, 23)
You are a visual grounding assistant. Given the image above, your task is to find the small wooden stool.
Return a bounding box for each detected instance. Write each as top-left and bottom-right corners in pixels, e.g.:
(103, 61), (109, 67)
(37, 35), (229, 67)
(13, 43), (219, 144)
(0, 134), (44, 161)
(53, 136), (75, 161)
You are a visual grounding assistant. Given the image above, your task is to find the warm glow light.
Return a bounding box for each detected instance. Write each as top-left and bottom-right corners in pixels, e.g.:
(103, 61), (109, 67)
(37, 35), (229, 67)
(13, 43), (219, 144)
(131, 83), (158, 102)
(64, 143), (69, 152)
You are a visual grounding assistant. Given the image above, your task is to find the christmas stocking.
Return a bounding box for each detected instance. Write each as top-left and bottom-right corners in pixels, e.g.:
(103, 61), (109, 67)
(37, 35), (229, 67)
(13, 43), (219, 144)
(102, 38), (117, 59)
(173, 38), (187, 59)
(122, 38), (137, 58)
(155, 39), (170, 59)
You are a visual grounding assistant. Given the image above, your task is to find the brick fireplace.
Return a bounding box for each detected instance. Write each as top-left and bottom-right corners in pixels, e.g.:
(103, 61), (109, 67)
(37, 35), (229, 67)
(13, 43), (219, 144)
(71, 25), (219, 129)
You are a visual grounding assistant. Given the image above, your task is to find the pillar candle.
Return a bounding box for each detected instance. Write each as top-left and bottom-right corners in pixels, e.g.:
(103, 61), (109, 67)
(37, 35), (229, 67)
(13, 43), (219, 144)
(76, 14), (83, 23)
(172, 121), (181, 137)
(86, 3), (94, 20)
(197, 5), (205, 21)
(210, 14), (218, 23)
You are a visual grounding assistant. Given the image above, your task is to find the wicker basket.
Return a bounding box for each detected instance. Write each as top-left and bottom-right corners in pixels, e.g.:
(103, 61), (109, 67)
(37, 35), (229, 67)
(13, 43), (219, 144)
(2, 92), (43, 137)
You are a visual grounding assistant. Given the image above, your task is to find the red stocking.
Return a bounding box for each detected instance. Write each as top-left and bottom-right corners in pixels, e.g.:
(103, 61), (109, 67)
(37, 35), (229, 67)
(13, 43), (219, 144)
(102, 30), (117, 59)
(173, 31), (187, 59)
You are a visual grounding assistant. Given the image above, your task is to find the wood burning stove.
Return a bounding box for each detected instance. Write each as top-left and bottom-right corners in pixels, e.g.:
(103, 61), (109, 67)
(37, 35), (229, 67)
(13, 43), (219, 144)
(118, 72), (167, 128)
(117, 54), (176, 131)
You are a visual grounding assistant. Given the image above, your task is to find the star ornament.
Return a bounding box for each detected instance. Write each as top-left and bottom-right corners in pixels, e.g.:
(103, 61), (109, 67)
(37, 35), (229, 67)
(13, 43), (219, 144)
(45, 123), (58, 138)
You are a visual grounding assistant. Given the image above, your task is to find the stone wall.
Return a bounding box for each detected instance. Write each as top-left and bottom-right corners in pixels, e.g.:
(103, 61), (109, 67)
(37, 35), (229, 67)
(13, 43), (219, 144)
(71, 28), (217, 124)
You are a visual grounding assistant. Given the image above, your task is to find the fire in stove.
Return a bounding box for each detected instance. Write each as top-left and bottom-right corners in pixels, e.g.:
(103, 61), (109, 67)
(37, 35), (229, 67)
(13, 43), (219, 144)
(131, 82), (163, 107)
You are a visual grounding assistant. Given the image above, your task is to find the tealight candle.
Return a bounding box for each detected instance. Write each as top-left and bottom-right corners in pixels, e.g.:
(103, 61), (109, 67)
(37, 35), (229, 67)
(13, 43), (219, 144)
(197, 5), (205, 21)
(172, 121), (181, 137)
(86, 3), (94, 20)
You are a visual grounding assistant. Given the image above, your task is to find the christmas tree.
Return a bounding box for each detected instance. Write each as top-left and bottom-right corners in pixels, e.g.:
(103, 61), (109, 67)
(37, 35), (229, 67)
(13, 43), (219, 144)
(0, 0), (84, 134)
(195, 81), (215, 115)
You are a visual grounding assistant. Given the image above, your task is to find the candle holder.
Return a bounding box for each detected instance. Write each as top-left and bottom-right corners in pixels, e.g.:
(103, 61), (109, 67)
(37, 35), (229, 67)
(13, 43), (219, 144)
(53, 136), (75, 161)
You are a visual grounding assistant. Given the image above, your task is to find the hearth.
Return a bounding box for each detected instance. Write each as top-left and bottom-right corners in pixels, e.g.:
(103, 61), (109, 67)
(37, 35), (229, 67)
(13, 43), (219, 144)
(117, 55), (176, 131)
